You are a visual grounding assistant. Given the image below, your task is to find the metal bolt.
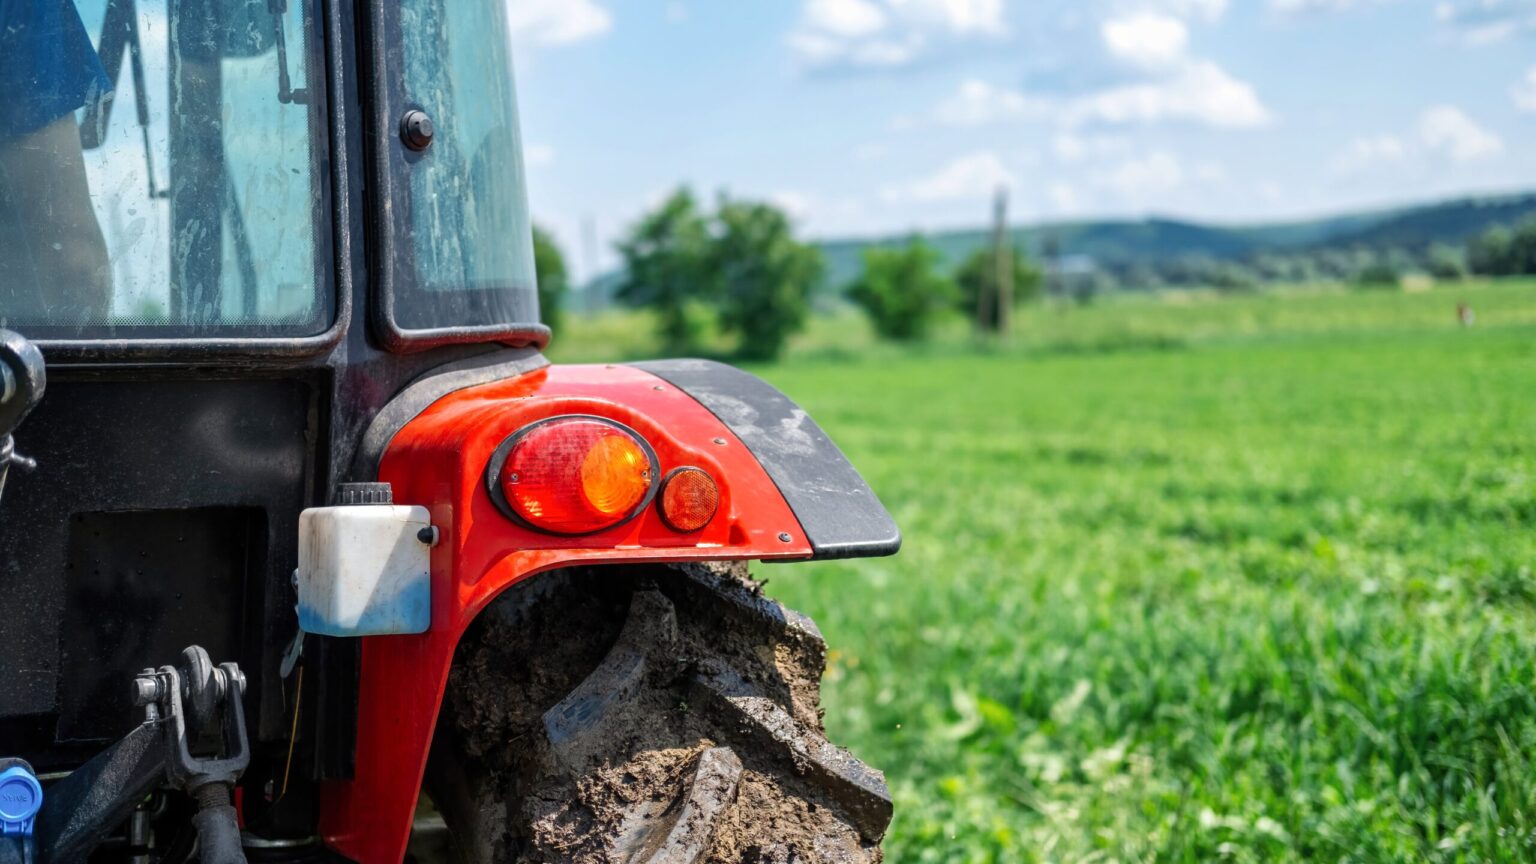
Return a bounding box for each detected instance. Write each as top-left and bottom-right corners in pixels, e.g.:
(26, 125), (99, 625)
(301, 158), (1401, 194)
(507, 472), (520, 484)
(653, 385), (666, 391)
(399, 109), (434, 151)
(712, 437), (727, 446)
(132, 675), (163, 707)
(778, 532), (793, 543)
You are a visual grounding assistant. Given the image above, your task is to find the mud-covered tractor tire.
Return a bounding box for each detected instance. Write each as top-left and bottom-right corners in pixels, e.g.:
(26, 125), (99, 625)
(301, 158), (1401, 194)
(421, 562), (891, 863)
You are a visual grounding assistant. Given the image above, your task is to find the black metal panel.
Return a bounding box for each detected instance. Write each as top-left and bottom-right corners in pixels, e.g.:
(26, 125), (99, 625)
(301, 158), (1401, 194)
(0, 373), (316, 765)
(630, 360), (901, 561)
(58, 508), (263, 741)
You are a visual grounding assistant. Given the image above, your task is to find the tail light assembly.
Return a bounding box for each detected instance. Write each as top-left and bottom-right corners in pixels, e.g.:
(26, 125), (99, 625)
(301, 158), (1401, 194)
(486, 416), (658, 535)
(485, 415), (722, 536)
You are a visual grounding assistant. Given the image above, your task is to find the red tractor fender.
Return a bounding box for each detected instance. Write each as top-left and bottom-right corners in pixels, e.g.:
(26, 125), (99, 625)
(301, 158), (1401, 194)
(318, 361), (897, 863)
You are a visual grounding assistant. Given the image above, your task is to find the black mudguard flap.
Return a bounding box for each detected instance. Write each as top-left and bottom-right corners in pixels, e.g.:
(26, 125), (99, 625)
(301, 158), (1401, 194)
(631, 359), (900, 561)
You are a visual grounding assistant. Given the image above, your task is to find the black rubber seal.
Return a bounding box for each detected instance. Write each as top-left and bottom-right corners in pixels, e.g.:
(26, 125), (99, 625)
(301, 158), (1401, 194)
(354, 347), (549, 480)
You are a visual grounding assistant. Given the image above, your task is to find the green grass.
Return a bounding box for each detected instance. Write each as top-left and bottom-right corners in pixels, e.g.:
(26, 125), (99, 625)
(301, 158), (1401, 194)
(563, 278), (1536, 861)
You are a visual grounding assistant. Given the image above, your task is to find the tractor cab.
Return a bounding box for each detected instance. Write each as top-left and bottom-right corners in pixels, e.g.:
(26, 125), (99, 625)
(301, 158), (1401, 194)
(0, 2), (899, 862)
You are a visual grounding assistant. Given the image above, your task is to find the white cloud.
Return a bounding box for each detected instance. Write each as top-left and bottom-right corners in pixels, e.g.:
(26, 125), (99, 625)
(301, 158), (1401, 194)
(1052, 132), (1131, 162)
(1085, 152), (1227, 203)
(1435, 0), (1536, 43)
(1192, 161), (1227, 183)
(1512, 66), (1536, 112)
(1418, 105), (1504, 162)
(1101, 13), (1189, 67)
(1270, 0), (1366, 12)
(1330, 134), (1406, 174)
(889, 0), (1008, 34)
(789, 0), (1008, 70)
(525, 144), (556, 168)
(1068, 60), (1271, 128)
(1049, 182), (1082, 212)
(770, 190), (816, 221)
(1145, 0), (1229, 22)
(788, 29), (921, 68)
(507, 0), (612, 46)
(882, 151), (1017, 202)
(908, 57), (1268, 132)
(853, 142), (890, 161)
(804, 0), (889, 36)
(1091, 151), (1186, 195)
(924, 79), (1053, 127)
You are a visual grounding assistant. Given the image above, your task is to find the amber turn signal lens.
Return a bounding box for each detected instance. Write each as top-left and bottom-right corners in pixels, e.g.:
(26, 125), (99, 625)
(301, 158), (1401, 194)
(659, 467), (720, 532)
(498, 418), (655, 534)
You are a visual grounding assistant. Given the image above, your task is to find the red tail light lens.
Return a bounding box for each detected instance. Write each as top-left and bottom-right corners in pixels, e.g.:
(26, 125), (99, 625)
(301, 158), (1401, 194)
(488, 417), (658, 535)
(659, 467), (720, 532)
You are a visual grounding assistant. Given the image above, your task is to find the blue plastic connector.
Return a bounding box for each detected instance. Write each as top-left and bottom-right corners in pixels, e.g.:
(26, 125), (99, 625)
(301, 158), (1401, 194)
(0, 765), (41, 837)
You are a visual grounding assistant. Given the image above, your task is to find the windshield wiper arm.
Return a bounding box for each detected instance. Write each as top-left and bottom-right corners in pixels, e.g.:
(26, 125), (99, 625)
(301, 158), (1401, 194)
(269, 0), (308, 105)
(81, 0), (167, 199)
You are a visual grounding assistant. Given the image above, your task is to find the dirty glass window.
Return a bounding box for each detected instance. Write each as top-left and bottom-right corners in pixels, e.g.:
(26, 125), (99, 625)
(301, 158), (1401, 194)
(394, 0), (539, 331)
(0, 0), (326, 339)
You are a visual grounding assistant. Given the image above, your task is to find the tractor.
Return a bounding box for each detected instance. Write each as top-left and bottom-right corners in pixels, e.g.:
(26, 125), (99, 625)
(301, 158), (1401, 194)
(0, 1), (899, 861)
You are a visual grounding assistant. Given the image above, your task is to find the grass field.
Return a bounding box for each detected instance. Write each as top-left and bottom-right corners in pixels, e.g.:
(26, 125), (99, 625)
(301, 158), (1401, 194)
(564, 279), (1536, 862)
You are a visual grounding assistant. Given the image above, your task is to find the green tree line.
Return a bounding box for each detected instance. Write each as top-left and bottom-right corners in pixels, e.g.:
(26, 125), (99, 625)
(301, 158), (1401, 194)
(533, 202), (1536, 357)
(537, 192), (1045, 352)
(1097, 213), (1536, 291)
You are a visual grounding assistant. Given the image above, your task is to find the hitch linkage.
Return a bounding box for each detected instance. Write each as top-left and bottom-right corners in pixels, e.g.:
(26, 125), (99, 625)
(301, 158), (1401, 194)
(10, 646), (253, 864)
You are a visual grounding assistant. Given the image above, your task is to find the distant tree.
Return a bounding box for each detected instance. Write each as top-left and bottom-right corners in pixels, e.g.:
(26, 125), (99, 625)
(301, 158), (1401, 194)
(615, 188), (715, 354)
(1468, 224), (1514, 276)
(1121, 262), (1164, 292)
(849, 238), (956, 341)
(1249, 253), (1294, 284)
(1310, 249), (1354, 282)
(1162, 253), (1219, 287)
(709, 198), (823, 361)
(1512, 215), (1536, 275)
(954, 246), (1042, 332)
(1426, 243), (1467, 281)
(1354, 257), (1401, 289)
(1072, 271), (1115, 305)
(532, 225), (568, 333)
(1209, 262), (1259, 293)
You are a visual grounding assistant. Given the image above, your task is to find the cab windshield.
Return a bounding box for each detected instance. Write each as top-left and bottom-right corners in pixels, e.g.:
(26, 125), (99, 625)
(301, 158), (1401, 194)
(0, 0), (327, 339)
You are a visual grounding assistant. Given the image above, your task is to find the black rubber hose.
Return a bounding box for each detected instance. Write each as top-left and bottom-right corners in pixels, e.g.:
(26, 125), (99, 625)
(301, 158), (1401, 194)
(0, 838), (28, 864)
(190, 784), (247, 864)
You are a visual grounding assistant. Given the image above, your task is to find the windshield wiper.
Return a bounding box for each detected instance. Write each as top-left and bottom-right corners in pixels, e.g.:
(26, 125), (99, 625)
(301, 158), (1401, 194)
(269, 0), (309, 105)
(81, 0), (167, 199)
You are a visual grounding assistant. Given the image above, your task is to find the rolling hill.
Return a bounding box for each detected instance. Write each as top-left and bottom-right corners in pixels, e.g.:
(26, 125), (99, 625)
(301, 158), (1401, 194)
(815, 190), (1536, 289)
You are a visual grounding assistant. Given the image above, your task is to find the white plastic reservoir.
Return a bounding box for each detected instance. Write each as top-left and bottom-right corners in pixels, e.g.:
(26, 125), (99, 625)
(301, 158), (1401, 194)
(295, 505), (433, 636)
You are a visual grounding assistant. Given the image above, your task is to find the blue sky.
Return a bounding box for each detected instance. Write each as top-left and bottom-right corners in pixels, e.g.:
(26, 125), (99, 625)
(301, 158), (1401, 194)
(507, 0), (1536, 279)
